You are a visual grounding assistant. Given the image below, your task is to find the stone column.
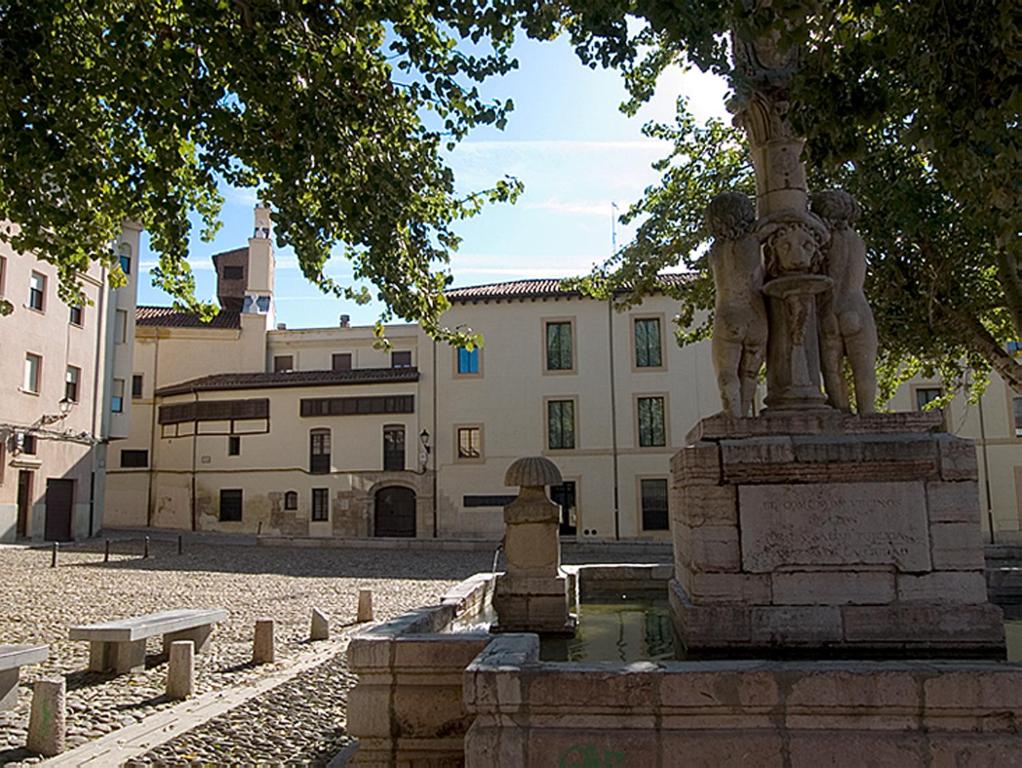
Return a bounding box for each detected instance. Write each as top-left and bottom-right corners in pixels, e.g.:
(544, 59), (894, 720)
(310, 608), (330, 640)
(357, 590), (374, 623)
(27, 678), (65, 757)
(166, 640), (194, 700)
(253, 618), (275, 664)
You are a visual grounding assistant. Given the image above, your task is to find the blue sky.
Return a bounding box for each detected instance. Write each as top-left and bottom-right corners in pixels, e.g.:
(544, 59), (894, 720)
(137, 35), (729, 329)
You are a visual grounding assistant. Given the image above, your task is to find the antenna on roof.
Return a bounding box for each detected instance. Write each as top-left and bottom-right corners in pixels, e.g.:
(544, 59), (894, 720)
(611, 202), (619, 257)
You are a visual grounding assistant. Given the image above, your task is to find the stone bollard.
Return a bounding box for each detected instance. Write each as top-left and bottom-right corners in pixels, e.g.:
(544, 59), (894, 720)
(253, 618), (275, 664)
(166, 641), (194, 700)
(357, 589), (374, 622)
(27, 678), (65, 757)
(310, 608), (330, 641)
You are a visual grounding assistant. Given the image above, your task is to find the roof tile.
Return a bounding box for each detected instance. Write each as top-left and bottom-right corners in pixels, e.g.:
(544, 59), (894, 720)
(136, 305), (242, 329)
(156, 367), (420, 396)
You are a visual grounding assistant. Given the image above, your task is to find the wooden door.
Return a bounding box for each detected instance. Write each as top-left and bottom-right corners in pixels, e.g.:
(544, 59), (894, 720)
(374, 486), (416, 537)
(44, 479), (74, 542)
(16, 470), (32, 538)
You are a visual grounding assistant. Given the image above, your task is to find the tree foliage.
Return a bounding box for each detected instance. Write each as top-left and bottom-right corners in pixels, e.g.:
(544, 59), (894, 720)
(0, 0), (524, 339)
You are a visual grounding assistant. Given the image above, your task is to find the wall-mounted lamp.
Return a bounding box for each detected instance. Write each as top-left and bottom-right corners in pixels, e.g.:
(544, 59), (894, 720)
(419, 429), (431, 473)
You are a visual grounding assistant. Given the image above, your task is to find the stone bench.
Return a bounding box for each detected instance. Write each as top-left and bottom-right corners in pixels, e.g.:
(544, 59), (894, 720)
(69, 609), (227, 674)
(0, 644), (48, 710)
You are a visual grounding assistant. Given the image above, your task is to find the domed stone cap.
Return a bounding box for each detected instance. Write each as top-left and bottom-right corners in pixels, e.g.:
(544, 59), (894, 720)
(504, 456), (562, 487)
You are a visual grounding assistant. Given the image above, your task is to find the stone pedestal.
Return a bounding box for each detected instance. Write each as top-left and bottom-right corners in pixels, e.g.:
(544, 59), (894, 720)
(493, 487), (574, 635)
(670, 411), (1004, 655)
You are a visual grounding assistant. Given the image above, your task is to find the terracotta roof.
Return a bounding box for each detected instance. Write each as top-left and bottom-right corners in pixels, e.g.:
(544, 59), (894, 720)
(444, 273), (692, 302)
(136, 305), (242, 329)
(156, 367), (420, 396)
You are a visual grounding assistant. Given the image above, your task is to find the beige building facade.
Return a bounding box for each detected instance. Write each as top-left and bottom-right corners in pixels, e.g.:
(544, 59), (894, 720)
(0, 224), (140, 542)
(104, 207), (1022, 542)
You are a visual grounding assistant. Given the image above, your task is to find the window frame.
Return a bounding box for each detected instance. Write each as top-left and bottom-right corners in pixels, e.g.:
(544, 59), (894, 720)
(120, 449), (149, 468)
(542, 317), (576, 375)
(454, 346), (482, 377)
(637, 476), (670, 534)
(69, 304), (84, 327)
(227, 435), (241, 456)
(635, 393), (669, 449)
(383, 424), (406, 471)
(284, 490), (298, 511)
(544, 396), (578, 452)
(114, 309), (128, 344)
(391, 350), (413, 369)
(311, 487), (330, 522)
(23, 353), (42, 395)
(1011, 393), (1022, 439)
(631, 314), (665, 371)
(65, 365), (81, 403)
(131, 374), (143, 399)
(454, 423), (484, 463)
(309, 428), (331, 474)
(219, 488), (243, 522)
(331, 352), (353, 372)
(273, 355), (295, 373)
(911, 384), (947, 429)
(111, 378), (125, 413)
(118, 246), (132, 276)
(28, 271), (46, 313)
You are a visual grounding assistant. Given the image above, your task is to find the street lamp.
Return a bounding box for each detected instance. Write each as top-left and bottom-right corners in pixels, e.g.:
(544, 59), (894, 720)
(58, 396), (73, 417)
(419, 429), (431, 455)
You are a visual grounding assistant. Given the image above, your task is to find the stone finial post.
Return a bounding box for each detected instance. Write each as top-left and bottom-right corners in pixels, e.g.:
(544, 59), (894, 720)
(253, 618), (275, 664)
(27, 678), (65, 757)
(492, 457), (575, 635)
(357, 590), (374, 623)
(166, 640), (194, 700)
(310, 608), (330, 640)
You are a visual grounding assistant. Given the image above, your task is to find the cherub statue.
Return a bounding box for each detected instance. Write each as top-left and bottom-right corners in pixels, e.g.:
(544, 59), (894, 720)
(706, 192), (768, 417)
(812, 190), (878, 414)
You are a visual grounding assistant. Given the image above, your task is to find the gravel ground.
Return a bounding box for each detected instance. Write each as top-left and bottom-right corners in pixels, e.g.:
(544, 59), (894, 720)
(0, 539), (492, 766)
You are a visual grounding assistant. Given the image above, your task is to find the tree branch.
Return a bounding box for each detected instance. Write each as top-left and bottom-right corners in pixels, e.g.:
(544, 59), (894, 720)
(950, 310), (1022, 394)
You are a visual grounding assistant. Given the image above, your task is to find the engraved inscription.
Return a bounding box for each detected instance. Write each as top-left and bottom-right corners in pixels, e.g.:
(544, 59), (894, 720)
(739, 482), (930, 573)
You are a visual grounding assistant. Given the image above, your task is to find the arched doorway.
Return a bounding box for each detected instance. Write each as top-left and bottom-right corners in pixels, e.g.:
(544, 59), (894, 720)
(374, 486), (416, 537)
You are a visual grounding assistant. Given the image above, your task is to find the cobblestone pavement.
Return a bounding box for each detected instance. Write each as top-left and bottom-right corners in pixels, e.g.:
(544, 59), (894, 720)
(0, 540), (492, 765)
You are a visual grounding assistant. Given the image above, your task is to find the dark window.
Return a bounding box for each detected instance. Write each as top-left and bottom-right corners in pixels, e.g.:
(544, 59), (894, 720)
(312, 488), (329, 521)
(223, 265), (245, 280)
(120, 449), (149, 468)
(131, 374), (143, 399)
(284, 490), (298, 510)
(28, 272), (45, 311)
(640, 479), (669, 531)
(457, 427), (481, 459)
(299, 395), (414, 417)
(462, 494), (517, 508)
(159, 399), (270, 425)
(273, 355), (294, 373)
(383, 425), (405, 471)
(547, 400), (575, 450)
(915, 387), (942, 411)
(219, 489), (243, 522)
(634, 318), (663, 368)
(332, 353), (352, 372)
(310, 429), (331, 474)
(69, 305), (83, 326)
(228, 435), (241, 456)
(391, 350), (412, 368)
(119, 253), (131, 275)
(457, 347), (479, 375)
(637, 396), (666, 447)
(550, 481), (577, 536)
(20, 434), (37, 455)
(65, 366), (80, 403)
(1014, 397), (1022, 437)
(545, 321), (573, 371)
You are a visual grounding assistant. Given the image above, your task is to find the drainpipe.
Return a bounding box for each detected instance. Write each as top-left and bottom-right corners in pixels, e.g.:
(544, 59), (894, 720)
(432, 336), (439, 538)
(90, 265), (109, 538)
(190, 389), (198, 531)
(146, 334), (160, 527)
(608, 299), (621, 540)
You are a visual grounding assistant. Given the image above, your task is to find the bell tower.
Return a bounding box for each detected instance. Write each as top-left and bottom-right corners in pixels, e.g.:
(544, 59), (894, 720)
(242, 204), (275, 325)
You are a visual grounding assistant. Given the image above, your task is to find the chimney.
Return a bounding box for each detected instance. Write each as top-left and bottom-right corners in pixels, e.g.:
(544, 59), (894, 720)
(339, 314), (350, 328)
(276, 323), (287, 330)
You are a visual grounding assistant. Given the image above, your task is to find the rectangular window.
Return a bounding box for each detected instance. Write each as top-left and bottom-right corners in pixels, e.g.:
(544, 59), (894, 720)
(131, 374), (143, 399)
(332, 353), (352, 372)
(20, 433), (37, 455)
(637, 396), (666, 447)
(915, 387), (942, 411)
(273, 355), (294, 373)
(120, 449), (149, 468)
(457, 347), (480, 375)
(219, 489), (243, 522)
(65, 366), (80, 403)
(119, 251), (131, 275)
(634, 318), (663, 368)
(550, 481), (577, 536)
(228, 435), (241, 456)
(310, 430), (331, 474)
(69, 304), (83, 327)
(383, 425), (406, 471)
(545, 321), (573, 371)
(391, 350), (412, 368)
(284, 491), (298, 510)
(159, 398), (269, 425)
(28, 272), (45, 311)
(223, 265), (244, 280)
(115, 309), (128, 344)
(640, 478), (669, 531)
(299, 395), (414, 417)
(23, 353), (41, 393)
(547, 400), (576, 450)
(111, 378), (125, 413)
(311, 488), (329, 522)
(1013, 397), (1022, 438)
(457, 426), (482, 459)
(0, 255), (6, 296)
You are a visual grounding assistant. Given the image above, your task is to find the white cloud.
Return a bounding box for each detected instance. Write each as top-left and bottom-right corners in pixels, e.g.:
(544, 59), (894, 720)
(523, 198), (615, 217)
(456, 139), (671, 154)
